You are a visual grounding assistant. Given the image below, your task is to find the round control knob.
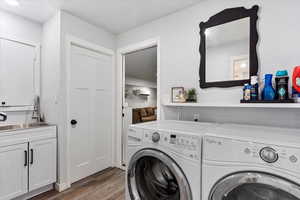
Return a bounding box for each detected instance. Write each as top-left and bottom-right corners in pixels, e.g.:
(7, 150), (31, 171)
(244, 148), (251, 154)
(290, 155), (298, 163)
(260, 147), (278, 163)
(152, 132), (160, 143)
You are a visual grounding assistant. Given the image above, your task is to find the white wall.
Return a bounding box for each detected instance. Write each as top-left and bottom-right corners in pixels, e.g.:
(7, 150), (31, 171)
(41, 10), (116, 190)
(0, 9), (42, 43)
(117, 0), (300, 128)
(125, 46), (157, 82)
(126, 76), (157, 88)
(207, 40), (248, 82)
(41, 12), (61, 125)
(0, 10), (42, 124)
(125, 85), (157, 108)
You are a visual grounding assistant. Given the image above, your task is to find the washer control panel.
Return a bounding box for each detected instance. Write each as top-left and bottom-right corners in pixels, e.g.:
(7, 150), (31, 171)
(168, 134), (197, 149)
(165, 132), (201, 161)
(143, 130), (201, 161)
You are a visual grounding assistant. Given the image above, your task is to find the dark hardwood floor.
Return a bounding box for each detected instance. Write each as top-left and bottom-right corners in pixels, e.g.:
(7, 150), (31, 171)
(31, 168), (125, 200)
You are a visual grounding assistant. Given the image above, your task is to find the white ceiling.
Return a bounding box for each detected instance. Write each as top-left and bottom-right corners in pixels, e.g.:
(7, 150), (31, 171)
(125, 46), (157, 82)
(0, 0), (204, 34)
(0, 0), (57, 23)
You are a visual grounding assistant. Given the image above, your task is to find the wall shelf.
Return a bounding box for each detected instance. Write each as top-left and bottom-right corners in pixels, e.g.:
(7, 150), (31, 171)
(163, 102), (300, 109)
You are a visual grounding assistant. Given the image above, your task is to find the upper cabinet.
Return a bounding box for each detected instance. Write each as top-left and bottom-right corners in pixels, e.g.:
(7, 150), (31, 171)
(0, 38), (40, 107)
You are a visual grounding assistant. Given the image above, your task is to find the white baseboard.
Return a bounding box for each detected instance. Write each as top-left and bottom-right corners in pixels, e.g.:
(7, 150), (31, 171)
(55, 182), (71, 192)
(13, 184), (53, 200)
(113, 160), (126, 170)
(119, 165), (126, 171)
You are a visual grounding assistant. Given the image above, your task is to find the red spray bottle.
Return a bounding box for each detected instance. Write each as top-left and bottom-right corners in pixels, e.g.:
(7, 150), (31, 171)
(292, 66), (300, 102)
(292, 66), (300, 93)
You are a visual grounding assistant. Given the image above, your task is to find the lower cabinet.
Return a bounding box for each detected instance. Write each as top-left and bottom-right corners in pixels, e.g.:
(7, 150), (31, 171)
(0, 143), (28, 200)
(0, 127), (57, 200)
(29, 139), (57, 192)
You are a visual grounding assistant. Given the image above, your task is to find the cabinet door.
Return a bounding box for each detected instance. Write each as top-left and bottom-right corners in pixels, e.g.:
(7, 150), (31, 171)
(0, 39), (37, 106)
(29, 139), (56, 192)
(0, 143), (28, 200)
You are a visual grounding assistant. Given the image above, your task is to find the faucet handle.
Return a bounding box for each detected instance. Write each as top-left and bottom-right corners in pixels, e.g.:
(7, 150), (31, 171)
(0, 112), (7, 122)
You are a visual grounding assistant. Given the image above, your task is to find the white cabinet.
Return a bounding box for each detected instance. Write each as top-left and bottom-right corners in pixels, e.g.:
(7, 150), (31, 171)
(29, 138), (57, 192)
(0, 39), (39, 106)
(0, 126), (57, 200)
(0, 143), (28, 200)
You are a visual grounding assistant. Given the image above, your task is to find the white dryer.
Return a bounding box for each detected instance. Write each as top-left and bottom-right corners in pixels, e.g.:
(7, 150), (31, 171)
(126, 120), (215, 200)
(202, 123), (300, 200)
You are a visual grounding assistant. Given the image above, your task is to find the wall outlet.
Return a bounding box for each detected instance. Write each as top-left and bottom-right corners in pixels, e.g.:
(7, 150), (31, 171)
(193, 114), (200, 122)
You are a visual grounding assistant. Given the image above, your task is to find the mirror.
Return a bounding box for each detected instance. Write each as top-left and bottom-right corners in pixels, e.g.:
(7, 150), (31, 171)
(0, 38), (39, 107)
(199, 6), (259, 88)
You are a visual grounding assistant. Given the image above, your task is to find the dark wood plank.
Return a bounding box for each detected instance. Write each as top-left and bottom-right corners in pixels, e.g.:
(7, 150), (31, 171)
(31, 168), (125, 200)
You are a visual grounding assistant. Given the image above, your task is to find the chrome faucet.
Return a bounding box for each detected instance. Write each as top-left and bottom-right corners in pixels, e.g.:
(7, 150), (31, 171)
(0, 112), (7, 122)
(32, 96), (42, 122)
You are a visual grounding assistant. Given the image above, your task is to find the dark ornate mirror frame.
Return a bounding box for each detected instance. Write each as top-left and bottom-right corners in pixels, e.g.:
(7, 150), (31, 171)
(199, 5), (259, 89)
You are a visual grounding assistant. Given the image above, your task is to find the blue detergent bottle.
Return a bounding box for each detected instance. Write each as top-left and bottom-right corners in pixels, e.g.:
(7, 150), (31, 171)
(262, 74), (276, 101)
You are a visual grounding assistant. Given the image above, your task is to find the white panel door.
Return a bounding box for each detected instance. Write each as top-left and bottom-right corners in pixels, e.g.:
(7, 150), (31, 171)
(29, 139), (57, 192)
(69, 44), (113, 183)
(0, 40), (3, 103)
(0, 143), (28, 200)
(0, 39), (36, 106)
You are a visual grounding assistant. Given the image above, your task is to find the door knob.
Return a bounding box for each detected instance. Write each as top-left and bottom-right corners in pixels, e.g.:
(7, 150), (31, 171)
(71, 119), (77, 125)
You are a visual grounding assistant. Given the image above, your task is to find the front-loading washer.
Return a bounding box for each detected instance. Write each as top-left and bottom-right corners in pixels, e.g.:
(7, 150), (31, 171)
(126, 120), (215, 200)
(202, 123), (300, 200)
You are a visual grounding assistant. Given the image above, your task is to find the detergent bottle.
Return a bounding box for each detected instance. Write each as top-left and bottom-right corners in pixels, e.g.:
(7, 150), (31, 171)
(275, 70), (289, 100)
(262, 74), (276, 101)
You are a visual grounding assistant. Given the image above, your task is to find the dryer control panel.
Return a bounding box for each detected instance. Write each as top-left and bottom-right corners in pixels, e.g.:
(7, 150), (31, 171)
(203, 135), (300, 174)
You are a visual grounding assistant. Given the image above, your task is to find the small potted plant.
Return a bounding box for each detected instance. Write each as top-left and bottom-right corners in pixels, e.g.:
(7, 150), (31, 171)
(186, 88), (197, 102)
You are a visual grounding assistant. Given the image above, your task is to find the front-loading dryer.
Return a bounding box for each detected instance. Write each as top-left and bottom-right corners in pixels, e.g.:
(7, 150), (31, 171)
(202, 124), (300, 200)
(126, 120), (215, 200)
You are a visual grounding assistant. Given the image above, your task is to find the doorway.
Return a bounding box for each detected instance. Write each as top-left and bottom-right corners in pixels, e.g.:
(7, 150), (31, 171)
(118, 39), (160, 167)
(66, 37), (114, 184)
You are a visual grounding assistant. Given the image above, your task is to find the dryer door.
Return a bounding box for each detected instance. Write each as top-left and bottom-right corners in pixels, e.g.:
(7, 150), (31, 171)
(210, 172), (300, 200)
(127, 149), (192, 200)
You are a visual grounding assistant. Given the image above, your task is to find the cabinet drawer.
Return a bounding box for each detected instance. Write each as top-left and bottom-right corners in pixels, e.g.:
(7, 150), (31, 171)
(28, 126), (57, 142)
(0, 126), (56, 148)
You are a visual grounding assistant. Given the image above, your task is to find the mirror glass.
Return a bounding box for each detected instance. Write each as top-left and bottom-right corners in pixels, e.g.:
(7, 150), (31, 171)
(206, 18), (250, 83)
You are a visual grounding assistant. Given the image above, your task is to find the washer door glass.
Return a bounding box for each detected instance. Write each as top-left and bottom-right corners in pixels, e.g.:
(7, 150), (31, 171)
(224, 183), (299, 200)
(128, 149), (192, 200)
(210, 172), (300, 200)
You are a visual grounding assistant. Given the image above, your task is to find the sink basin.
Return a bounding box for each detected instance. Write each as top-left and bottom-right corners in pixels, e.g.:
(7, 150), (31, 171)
(0, 122), (49, 132)
(25, 122), (49, 128)
(0, 125), (21, 131)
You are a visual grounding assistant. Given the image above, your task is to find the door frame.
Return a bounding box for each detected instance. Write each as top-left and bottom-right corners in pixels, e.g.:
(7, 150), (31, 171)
(116, 37), (161, 168)
(65, 35), (115, 187)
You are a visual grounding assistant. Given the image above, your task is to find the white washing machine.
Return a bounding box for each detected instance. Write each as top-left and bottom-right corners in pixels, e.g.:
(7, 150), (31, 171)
(126, 120), (215, 200)
(202, 123), (300, 200)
